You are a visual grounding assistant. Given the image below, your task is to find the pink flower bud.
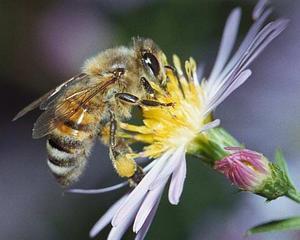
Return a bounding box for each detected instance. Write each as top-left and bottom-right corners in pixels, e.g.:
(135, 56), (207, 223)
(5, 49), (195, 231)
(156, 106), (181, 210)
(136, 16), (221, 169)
(214, 147), (271, 192)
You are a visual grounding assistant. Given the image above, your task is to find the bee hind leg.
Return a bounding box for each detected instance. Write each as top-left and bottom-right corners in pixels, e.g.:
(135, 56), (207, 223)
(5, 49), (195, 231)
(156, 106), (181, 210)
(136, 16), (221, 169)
(108, 110), (144, 187)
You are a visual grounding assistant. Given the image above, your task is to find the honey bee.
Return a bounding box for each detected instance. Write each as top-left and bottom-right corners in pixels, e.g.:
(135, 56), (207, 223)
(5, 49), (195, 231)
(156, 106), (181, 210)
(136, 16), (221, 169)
(13, 37), (171, 187)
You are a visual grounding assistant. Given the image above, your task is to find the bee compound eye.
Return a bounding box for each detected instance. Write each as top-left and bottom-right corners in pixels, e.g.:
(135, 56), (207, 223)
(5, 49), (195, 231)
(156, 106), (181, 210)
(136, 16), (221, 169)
(142, 52), (160, 77)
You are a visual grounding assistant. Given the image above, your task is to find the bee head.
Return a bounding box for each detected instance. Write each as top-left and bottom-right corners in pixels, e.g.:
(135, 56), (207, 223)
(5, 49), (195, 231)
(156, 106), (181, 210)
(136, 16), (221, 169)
(133, 37), (167, 86)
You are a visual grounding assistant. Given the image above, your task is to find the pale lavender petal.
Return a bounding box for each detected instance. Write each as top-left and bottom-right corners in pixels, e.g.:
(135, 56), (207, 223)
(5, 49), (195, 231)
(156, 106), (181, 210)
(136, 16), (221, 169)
(218, 8), (271, 83)
(112, 151), (172, 227)
(143, 159), (158, 172)
(238, 19), (289, 72)
(225, 146), (244, 152)
(89, 194), (128, 238)
(68, 181), (128, 194)
(204, 7), (288, 115)
(197, 63), (204, 80)
(215, 69), (252, 106)
(148, 175), (170, 191)
(204, 69), (252, 116)
(195, 63), (204, 86)
(200, 119), (220, 133)
(149, 146), (185, 190)
(133, 179), (167, 233)
(209, 20), (286, 105)
(204, 69), (251, 115)
(135, 196), (161, 240)
(108, 214), (135, 240)
(168, 154), (187, 205)
(253, 0), (269, 20)
(208, 8), (241, 83)
(232, 19), (288, 76)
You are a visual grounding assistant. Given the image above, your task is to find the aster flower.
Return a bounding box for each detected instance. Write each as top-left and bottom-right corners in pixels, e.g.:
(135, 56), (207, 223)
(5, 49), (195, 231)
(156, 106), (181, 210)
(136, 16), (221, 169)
(121, 0), (288, 201)
(122, 2), (289, 160)
(71, 2), (292, 239)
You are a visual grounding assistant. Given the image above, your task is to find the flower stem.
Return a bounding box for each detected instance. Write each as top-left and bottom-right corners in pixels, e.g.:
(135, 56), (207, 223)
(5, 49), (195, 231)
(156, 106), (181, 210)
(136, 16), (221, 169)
(286, 189), (300, 203)
(187, 127), (241, 166)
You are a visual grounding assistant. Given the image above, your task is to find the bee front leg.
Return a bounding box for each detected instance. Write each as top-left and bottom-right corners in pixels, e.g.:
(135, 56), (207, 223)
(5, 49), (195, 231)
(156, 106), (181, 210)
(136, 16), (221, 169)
(108, 111), (144, 187)
(115, 93), (173, 107)
(140, 77), (155, 97)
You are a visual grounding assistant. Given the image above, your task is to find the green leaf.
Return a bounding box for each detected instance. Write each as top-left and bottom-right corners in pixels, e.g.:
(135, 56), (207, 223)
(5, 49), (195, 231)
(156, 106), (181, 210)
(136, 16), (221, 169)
(246, 217), (300, 235)
(275, 149), (288, 172)
(274, 149), (294, 185)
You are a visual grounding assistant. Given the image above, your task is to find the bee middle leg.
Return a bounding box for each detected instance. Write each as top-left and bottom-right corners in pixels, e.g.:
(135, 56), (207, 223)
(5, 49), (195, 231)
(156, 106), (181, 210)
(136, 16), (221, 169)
(115, 93), (173, 107)
(107, 111), (144, 187)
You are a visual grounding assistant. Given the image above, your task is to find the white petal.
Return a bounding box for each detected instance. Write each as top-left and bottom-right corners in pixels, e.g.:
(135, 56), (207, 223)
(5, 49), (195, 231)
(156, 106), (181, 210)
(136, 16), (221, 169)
(218, 8), (271, 83)
(133, 179), (167, 233)
(204, 69), (252, 116)
(69, 181), (128, 194)
(200, 119), (220, 133)
(149, 146), (185, 190)
(69, 160), (158, 195)
(143, 159), (158, 172)
(238, 19), (289, 70)
(107, 217), (133, 240)
(194, 63), (204, 86)
(203, 17), (288, 115)
(168, 154), (187, 205)
(203, 6), (288, 116)
(253, 0), (269, 20)
(135, 197), (161, 240)
(112, 151), (172, 227)
(89, 194), (128, 238)
(208, 8), (241, 85)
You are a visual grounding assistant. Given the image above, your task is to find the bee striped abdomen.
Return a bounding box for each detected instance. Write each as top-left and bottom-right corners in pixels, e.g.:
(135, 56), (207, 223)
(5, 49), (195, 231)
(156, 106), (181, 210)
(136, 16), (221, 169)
(47, 103), (101, 186)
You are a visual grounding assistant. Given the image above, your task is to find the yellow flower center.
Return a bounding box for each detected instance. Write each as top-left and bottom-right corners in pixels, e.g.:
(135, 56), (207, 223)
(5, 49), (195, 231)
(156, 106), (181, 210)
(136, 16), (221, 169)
(120, 55), (210, 159)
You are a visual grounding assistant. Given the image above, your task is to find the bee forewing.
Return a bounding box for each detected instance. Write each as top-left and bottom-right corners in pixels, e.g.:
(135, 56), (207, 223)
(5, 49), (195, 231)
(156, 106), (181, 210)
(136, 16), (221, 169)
(32, 76), (117, 139)
(39, 73), (88, 110)
(12, 92), (51, 121)
(12, 73), (88, 122)
(32, 107), (57, 139)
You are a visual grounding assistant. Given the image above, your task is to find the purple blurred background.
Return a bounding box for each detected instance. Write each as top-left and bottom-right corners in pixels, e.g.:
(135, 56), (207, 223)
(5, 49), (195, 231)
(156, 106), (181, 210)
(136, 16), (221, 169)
(1, 0), (300, 239)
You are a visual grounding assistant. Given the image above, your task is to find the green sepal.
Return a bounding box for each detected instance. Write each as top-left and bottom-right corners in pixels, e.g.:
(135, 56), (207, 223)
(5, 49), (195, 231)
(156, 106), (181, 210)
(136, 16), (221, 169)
(187, 127), (240, 166)
(254, 163), (293, 201)
(246, 216), (300, 235)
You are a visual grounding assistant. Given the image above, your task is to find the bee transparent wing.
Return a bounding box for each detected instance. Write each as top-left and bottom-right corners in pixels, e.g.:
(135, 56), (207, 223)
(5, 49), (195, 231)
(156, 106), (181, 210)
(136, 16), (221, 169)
(12, 73), (88, 121)
(32, 86), (95, 138)
(32, 76), (117, 139)
(32, 106), (57, 139)
(39, 73), (88, 110)
(12, 92), (50, 121)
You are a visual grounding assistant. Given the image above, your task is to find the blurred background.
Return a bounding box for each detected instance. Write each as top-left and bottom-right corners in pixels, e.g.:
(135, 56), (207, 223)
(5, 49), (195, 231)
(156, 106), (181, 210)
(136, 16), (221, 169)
(1, 0), (300, 239)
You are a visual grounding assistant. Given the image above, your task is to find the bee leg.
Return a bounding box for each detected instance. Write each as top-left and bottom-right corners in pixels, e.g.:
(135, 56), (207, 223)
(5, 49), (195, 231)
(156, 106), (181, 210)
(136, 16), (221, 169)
(128, 165), (144, 187)
(115, 93), (173, 107)
(140, 77), (155, 97)
(108, 111), (144, 186)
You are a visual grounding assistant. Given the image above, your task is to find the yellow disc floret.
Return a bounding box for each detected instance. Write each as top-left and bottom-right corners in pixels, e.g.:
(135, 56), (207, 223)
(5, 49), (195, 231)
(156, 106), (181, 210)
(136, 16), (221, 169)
(121, 55), (210, 159)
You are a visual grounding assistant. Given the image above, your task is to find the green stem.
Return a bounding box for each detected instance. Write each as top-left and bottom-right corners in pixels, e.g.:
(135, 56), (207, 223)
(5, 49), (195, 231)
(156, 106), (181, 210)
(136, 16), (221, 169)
(187, 127), (241, 166)
(287, 189), (300, 203)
